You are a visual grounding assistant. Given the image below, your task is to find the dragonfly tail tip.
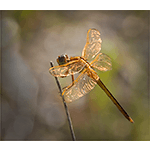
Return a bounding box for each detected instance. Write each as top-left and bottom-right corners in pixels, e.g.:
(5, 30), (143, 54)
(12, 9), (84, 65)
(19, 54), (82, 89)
(129, 117), (134, 123)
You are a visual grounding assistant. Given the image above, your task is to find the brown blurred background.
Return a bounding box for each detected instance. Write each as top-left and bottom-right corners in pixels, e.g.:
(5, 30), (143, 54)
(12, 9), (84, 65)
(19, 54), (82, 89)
(1, 10), (149, 141)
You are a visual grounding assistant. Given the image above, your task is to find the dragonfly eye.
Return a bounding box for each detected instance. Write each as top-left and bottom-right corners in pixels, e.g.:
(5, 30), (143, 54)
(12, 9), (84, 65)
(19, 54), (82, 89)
(57, 55), (67, 65)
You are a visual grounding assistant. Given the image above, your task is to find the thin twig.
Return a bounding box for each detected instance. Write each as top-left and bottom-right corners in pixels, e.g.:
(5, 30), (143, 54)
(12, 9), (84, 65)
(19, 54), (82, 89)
(50, 61), (76, 141)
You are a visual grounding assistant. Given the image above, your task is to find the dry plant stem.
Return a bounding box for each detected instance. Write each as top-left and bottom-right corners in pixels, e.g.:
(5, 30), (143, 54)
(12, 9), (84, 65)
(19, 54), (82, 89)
(50, 61), (76, 141)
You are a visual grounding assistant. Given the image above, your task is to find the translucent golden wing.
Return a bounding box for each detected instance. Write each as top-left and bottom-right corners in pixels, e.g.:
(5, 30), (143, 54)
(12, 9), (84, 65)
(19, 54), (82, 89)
(49, 59), (85, 77)
(82, 28), (102, 62)
(90, 53), (112, 72)
(63, 69), (98, 103)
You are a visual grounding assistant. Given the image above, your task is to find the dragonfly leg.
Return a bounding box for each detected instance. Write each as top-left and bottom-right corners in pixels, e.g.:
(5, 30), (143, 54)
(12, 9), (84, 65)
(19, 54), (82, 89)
(62, 76), (79, 98)
(62, 74), (75, 91)
(71, 74), (74, 85)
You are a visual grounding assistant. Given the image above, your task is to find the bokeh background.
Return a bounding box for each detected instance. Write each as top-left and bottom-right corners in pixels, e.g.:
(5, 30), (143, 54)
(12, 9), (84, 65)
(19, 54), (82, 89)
(1, 10), (149, 141)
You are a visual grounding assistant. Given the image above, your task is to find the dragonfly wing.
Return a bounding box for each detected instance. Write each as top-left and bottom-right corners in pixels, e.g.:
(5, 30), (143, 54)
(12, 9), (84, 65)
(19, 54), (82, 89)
(82, 28), (102, 62)
(49, 60), (85, 77)
(90, 53), (112, 72)
(63, 70), (98, 102)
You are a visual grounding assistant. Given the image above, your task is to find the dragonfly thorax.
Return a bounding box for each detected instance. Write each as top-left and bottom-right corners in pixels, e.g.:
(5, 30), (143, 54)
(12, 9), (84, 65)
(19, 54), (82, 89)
(57, 54), (69, 65)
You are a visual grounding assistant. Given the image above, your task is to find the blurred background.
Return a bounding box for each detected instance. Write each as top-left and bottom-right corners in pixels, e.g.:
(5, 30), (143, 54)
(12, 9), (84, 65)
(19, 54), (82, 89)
(1, 10), (149, 141)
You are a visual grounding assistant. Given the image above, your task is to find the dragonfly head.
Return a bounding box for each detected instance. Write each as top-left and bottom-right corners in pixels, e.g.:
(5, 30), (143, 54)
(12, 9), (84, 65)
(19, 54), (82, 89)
(57, 54), (69, 65)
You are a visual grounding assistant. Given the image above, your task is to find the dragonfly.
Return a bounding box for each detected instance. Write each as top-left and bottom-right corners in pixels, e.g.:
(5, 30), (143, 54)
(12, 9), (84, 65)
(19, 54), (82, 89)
(49, 28), (134, 123)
